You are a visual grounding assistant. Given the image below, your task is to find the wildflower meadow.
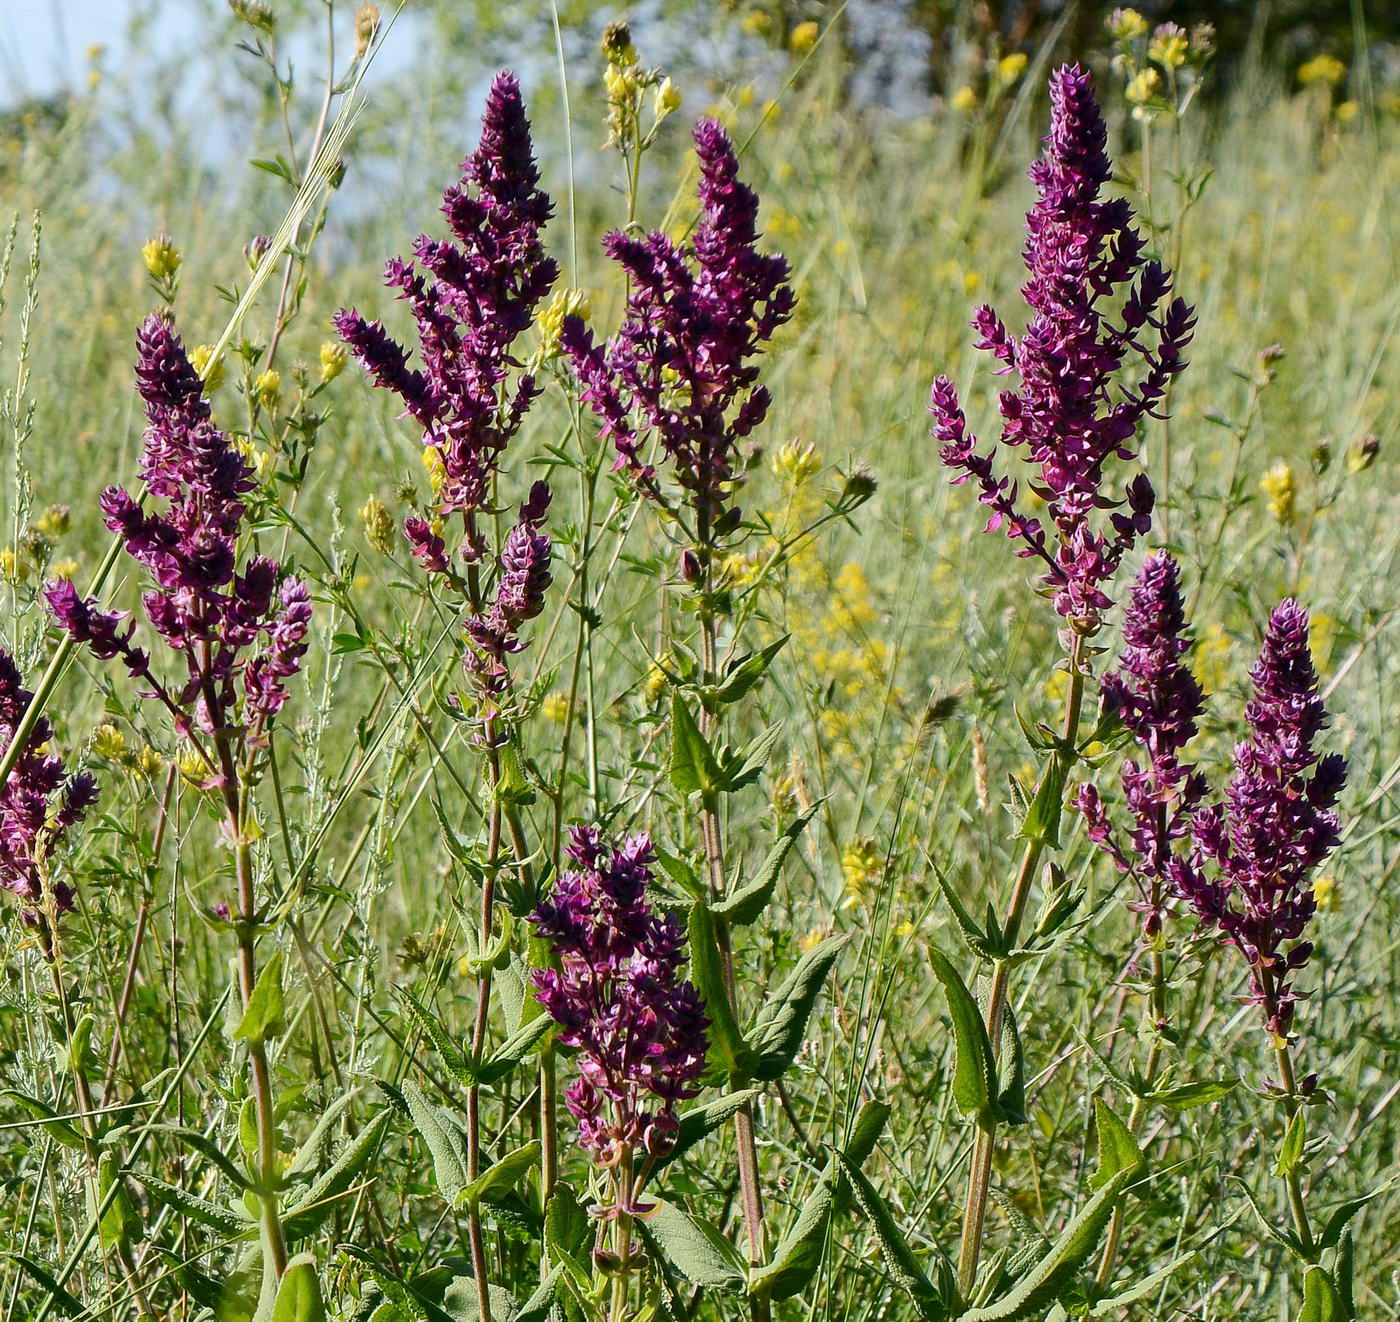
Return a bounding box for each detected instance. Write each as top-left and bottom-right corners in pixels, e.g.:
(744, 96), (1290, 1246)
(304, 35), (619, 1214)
(2, 3), (1399, 1319)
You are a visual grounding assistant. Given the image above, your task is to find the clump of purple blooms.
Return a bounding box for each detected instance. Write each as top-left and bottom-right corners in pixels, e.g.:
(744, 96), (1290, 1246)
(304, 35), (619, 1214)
(334, 70), (558, 559)
(0, 649), (98, 922)
(563, 119), (795, 532)
(46, 313), (311, 755)
(930, 64), (1197, 632)
(1185, 601), (1346, 1038)
(1076, 552), (1207, 935)
(531, 827), (708, 1182)
(1083, 558), (1346, 1040)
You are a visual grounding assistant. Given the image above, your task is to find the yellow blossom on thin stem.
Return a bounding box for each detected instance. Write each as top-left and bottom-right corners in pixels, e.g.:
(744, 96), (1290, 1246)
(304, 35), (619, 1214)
(190, 344), (226, 391)
(1260, 461), (1297, 526)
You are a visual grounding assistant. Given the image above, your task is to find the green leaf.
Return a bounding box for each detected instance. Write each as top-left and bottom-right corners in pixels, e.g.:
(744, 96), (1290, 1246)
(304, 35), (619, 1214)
(396, 987), (472, 1086)
(1091, 1098), (1144, 1190)
(148, 1123), (251, 1190)
(544, 1185), (592, 1288)
(652, 845), (708, 902)
(746, 934), (847, 1082)
(710, 635), (789, 705)
(1234, 1178), (1307, 1258)
(718, 722), (783, 793)
(230, 948), (287, 1048)
(645, 1200), (746, 1288)
(2, 1089), (88, 1150)
(400, 1082), (469, 1207)
(960, 1168), (1136, 1322)
(660, 1088), (764, 1169)
(474, 1015), (554, 1086)
(998, 1005), (1027, 1127)
(832, 1152), (946, 1321)
(929, 950), (999, 1129)
(514, 1264), (563, 1322)
(337, 1247), (461, 1322)
(283, 1111), (390, 1241)
(463, 1141), (540, 1207)
(1088, 1253), (1194, 1314)
(496, 739), (535, 805)
(272, 1254), (328, 1322)
(713, 802), (820, 927)
(94, 1153), (141, 1250)
(1143, 1078), (1237, 1109)
(138, 1174), (252, 1237)
(1019, 757), (1068, 848)
(1318, 1187), (1387, 1252)
(1297, 1267), (1347, 1322)
(686, 903), (752, 1078)
(933, 871), (1000, 962)
(668, 693), (721, 796)
(5, 1252), (84, 1318)
(1275, 1109), (1307, 1178)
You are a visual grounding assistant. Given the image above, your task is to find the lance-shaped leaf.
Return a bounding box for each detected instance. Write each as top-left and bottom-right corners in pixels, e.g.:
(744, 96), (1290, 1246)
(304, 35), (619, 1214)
(717, 723), (783, 793)
(998, 1005), (1027, 1128)
(473, 1015), (554, 1086)
(1142, 1078), (1236, 1109)
(1090, 1098), (1144, 1191)
(1298, 1267), (1347, 1322)
(929, 950), (999, 1129)
(687, 903), (753, 1078)
(1318, 1186), (1388, 1253)
(1, 1089), (87, 1151)
(1274, 1108), (1307, 1178)
(272, 1254), (328, 1322)
(747, 934), (847, 1082)
(832, 1151), (948, 1321)
(5, 1253), (85, 1319)
(706, 634), (789, 707)
(138, 1174), (253, 1238)
(229, 948), (286, 1048)
(714, 801), (821, 927)
(934, 871), (1002, 962)
(645, 1200), (746, 1289)
(544, 1185), (592, 1289)
(1088, 1253), (1194, 1315)
(462, 1140), (540, 1208)
(669, 692), (723, 796)
(514, 1264), (563, 1322)
(400, 1082), (469, 1207)
(1019, 756), (1068, 848)
(337, 1247), (464, 1322)
(396, 987), (472, 1086)
(659, 1088), (764, 1169)
(751, 1100), (892, 1301)
(282, 1111), (390, 1241)
(960, 1168), (1136, 1322)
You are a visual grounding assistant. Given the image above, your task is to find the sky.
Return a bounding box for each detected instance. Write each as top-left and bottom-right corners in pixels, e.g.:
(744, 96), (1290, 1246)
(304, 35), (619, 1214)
(0, 0), (176, 101)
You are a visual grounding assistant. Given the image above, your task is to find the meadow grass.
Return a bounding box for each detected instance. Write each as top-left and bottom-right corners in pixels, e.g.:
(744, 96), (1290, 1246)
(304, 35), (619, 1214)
(1, 8), (1398, 1320)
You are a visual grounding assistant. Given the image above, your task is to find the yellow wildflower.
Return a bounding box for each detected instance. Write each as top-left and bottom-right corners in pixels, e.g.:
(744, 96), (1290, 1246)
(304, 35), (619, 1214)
(1297, 54), (1345, 86)
(542, 691), (570, 724)
(538, 288), (592, 359)
(1108, 8), (1149, 40)
(772, 438), (821, 485)
(790, 21), (819, 54)
(190, 344), (226, 391)
(253, 368), (281, 411)
(0, 548), (29, 582)
(319, 340), (348, 383)
(93, 724), (127, 760)
(34, 505), (70, 538)
(422, 445), (446, 495)
(49, 557), (78, 581)
(841, 837), (884, 908)
(141, 233), (181, 281)
(359, 495), (394, 554)
(951, 86), (978, 112)
(1312, 876), (1340, 912)
(654, 77), (682, 118)
(1260, 461), (1297, 526)
(1148, 26), (1188, 70)
(1126, 68), (1161, 105)
(998, 52), (1028, 83)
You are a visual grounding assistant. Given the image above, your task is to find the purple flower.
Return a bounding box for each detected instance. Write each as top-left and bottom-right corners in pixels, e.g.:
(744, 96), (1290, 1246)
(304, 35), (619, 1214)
(0, 648), (97, 921)
(1182, 601), (1345, 1038)
(931, 65), (1196, 631)
(46, 313), (309, 737)
(531, 827), (709, 1172)
(1076, 552), (1208, 934)
(564, 119), (795, 528)
(463, 482), (553, 696)
(335, 70), (557, 536)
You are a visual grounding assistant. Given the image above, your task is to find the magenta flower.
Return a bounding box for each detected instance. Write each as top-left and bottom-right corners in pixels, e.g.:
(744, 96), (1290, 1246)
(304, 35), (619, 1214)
(1182, 601), (1345, 1038)
(563, 119), (795, 529)
(531, 827), (709, 1174)
(334, 70), (557, 542)
(45, 313), (310, 745)
(930, 65), (1196, 631)
(0, 648), (98, 922)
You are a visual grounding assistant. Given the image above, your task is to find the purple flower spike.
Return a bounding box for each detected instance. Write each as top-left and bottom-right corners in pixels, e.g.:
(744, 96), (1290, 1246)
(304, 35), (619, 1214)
(1184, 601), (1345, 1038)
(932, 65), (1197, 632)
(336, 70), (557, 524)
(531, 827), (709, 1169)
(1077, 552), (1208, 933)
(0, 648), (97, 921)
(46, 313), (310, 737)
(564, 119), (794, 527)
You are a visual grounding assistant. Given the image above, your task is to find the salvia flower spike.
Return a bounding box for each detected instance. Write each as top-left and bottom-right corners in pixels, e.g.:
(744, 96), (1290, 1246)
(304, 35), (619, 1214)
(563, 118), (795, 531)
(531, 826), (709, 1190)
(46, 312), (311, 745)
(0, 648), (97, 924)
(334, 69), (558, 546)
(931, 64), (1197, 633)
(1182, 600), (1345, 1038)
(1077, 551), (1208, 934)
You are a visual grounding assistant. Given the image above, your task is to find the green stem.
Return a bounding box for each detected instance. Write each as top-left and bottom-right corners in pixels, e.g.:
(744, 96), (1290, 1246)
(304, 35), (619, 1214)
(957, 637), (1087, 1298)
(1273, 1041), (1316, 1258)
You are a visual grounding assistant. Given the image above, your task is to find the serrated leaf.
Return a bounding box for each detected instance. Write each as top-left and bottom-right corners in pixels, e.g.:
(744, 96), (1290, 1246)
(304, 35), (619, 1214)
(148, 1124), (251, 1190)
(283, 1111), (390, 1241)
(645, 1200), (746, 1288)
(659, 1089), (763, 1169)
(2, 1089), (88, 1150)
(1088, 1253), (1194, 1314)
(711, 635), (788, 705)
(463, 1141), (540, 1207)
(544, 1185), (591, 1287)
(1091, 1098), (1144, 1190)
(713, 802), (820, 927)
(400, 1082), (469, 1206)
(272, 1254), (328, 1322)
(1143, 1078), (1236, 1109)
(1298, 1267), (1347, 1322)
(668, 693), (721, 796)
(514, 1264), (562, 1322)
(396, 987), (472, 1086)
(1234, 1179), (1306, 1258)
(686, 904), (752, 1078)
(1318, 1186), (1386, 1252)
(337, 1247), (461, 1322)
(1275, 1108), (1307, 1178)
(933, 871), (999, 962)
(719, 722), (783, 793)
(929, 950), (999, 1128)
(832, 1152), (946, 1321)
(960, 1168), (1136, 1322)
(5, 1252), (85, 1318)
(746, 934), (847, 1082)
(652, 845), (708, 902)
(475, 1015), (554, 1086)
(230, 948), (286, 1048)
(998, 1006), (1027, 1127)
(138, 1174), (252, 1237)
(1019, 758), (1068, 848)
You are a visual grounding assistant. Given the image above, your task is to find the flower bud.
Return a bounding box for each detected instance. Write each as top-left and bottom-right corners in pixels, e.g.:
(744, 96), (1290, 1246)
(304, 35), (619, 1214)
(319, 340), (348, 383)
(679, 548), (703, 585)
(359, 496), (394, 554)
(790, 21), (819, 55)
(600, 20), (637, 66)
(1346, 432), (1379, 474)
(244, 234), (272, 270)
(354, 2), (380, 58)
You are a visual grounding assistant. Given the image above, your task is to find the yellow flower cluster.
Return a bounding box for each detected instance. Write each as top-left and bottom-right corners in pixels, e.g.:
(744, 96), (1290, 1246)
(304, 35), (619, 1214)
(1260, 460), (1297, 526)
(840, 836), (884, 908)
(190, 344), (226, 392)
(141, 233), (181, 281)
(1298, 55), (1346, 87)
(359, 495), (395, 554)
